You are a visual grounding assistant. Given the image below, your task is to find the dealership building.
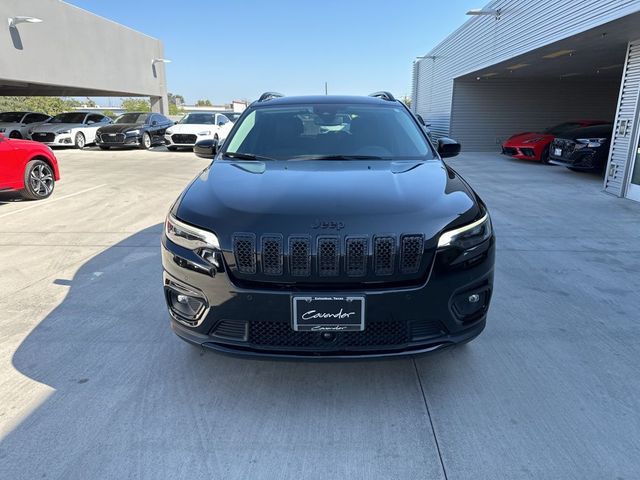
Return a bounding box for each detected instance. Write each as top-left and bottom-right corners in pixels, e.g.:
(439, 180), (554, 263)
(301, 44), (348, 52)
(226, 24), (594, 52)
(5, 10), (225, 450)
(1, 0), (169, 113)
(412, 0), (640, 202)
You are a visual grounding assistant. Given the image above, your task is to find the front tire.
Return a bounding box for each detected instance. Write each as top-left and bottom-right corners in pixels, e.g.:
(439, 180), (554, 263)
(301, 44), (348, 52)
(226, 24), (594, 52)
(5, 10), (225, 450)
(140, 132), (152, 150)
(75, 132), (86, 149)
(540, 146), (550, 164)
(21, 160), (55, 200)
(9, 130), (22, 139)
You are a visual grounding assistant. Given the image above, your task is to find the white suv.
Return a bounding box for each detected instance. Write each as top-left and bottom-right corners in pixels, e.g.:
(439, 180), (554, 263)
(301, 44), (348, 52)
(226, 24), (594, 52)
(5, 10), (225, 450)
(164, 112), (234, 150)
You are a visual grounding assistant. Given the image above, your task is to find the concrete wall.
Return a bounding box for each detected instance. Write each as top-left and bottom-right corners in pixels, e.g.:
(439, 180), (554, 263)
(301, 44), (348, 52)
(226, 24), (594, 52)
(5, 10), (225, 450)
(450, 78), (619, 152)
(412, 0), (640, 139)
(0, 0), (168, 112)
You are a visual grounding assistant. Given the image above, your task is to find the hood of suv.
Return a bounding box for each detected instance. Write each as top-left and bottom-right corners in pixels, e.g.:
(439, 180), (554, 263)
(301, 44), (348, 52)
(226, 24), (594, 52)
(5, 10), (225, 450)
(175, 159), (479, 248)
(98, 123), (146, 134)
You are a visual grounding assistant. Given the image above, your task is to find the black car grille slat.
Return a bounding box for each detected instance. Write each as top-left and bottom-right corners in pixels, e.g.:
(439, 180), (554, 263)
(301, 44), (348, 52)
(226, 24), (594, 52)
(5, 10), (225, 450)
(32, 132), (55, 142)
(317, 237), (339, 277)
(346, 237), (368, 277)
(248, 321), (409, 349)
(233, 234), (256, 274)
(400, 235), (424, 274)
(373, 236), (395, 276)
(289, 236), (311, 276)
(172, 134), (197, 144)
(261, 235), (283, 276)
(230, 233), (427, 280)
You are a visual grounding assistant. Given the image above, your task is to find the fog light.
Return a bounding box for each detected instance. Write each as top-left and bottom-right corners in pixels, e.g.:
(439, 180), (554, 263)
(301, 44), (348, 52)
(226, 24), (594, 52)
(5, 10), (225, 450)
(452, 289), (489, 321)
(167, 289), (205, 320)
(468, 294), (480, 303)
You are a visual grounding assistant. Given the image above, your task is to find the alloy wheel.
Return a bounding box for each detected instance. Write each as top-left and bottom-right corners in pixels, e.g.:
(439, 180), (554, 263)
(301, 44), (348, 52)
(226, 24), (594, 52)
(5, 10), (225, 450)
(29, 164), (54, 197)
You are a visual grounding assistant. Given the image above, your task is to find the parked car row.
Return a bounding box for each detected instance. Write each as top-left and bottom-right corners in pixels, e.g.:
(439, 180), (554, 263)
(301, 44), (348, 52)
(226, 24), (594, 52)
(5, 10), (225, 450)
(0, 110), (240, 150)
(502, 120), (613, 173)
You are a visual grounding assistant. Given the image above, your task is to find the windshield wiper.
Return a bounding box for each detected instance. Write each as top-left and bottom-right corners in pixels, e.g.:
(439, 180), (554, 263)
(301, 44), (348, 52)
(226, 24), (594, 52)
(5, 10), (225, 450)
(291, 155), (386, 160)
(223, 151), (275, 161)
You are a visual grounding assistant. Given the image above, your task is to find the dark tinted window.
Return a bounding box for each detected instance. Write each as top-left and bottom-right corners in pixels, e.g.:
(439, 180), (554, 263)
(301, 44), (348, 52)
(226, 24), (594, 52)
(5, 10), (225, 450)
(24, 113), (49, 124)
(225, 103), (433, 160)
(179, 113), (215, 125)
(50, 112), (87, 124)
(115, 113), (149, 124)
(0, 112), (27, 123)
(87, 114), (105, 124)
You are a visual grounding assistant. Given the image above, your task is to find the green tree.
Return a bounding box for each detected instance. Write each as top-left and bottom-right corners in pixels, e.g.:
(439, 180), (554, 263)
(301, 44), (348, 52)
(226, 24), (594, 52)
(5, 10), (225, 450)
(168, 103), (184, 116)
(196, 99), (213, 107)
(102, 109), (116, 119)
(0, 96), (82, 116)
(121, 98), (151, 112)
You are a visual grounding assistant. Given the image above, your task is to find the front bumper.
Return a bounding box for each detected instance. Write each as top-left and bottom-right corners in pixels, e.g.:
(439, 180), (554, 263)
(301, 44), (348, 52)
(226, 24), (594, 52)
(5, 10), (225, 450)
(96, 133), (142, 147)
(31, 134), (75, 146)
(549, 149), (604, 171)
(501, 145), (542, 161)
(161, 234), (495, 359)
(164, 133), (213, 147)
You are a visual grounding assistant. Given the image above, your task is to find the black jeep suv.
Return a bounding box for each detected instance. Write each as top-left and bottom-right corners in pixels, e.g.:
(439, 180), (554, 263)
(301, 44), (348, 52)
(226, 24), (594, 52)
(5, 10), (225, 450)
(161, 92), (495, 358)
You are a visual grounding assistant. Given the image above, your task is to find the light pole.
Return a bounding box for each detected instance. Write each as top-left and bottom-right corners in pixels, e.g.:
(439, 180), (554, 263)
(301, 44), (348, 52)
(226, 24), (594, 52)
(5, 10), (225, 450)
(8, 16), (43, 28)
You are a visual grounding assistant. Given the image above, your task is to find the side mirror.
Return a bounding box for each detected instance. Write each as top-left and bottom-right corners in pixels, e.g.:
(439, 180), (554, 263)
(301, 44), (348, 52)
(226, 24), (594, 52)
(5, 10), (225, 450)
(87, 120), (95, 125)
(152, 120), (158, 126)
(217, 121), (225, 127)
(437, 138), (461, 158)
(194, 138), (218, 159)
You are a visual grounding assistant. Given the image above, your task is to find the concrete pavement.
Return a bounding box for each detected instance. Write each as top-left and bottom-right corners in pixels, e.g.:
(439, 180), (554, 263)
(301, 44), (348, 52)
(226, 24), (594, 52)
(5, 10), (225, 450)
(0, 148), (638, 479)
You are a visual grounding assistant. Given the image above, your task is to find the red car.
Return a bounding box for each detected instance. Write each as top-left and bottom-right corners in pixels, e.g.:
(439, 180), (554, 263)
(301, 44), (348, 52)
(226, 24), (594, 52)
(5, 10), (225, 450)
(502, 120), (609, 164)
(0, 133), (60, 200)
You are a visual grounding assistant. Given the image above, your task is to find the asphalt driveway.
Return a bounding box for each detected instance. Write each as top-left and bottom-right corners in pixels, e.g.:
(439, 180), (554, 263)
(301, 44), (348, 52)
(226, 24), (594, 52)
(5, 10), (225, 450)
(0, 148), (638, 479)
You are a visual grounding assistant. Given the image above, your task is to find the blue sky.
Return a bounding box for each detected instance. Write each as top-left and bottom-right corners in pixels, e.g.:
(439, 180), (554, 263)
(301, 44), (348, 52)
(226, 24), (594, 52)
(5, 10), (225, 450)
(66, 0), (480, 104)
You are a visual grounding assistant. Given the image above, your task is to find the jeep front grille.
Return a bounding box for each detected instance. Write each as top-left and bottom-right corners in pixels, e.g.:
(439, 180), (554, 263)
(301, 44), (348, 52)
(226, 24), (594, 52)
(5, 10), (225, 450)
(400, 235), (424, 274)
(318, 237), (339, 277)
(346, 237), (368, 277)
(233, 234), (256, 274)
(289, 236), (311, 276)
(261, 235), (283, 276)
(231, 233), (427, 282)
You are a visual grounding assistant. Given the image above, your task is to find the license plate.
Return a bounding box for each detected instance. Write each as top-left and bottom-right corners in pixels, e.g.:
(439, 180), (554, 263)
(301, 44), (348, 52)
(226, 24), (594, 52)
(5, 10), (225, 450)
(292, 296), (365, 332)
(554, 148), (562, 156)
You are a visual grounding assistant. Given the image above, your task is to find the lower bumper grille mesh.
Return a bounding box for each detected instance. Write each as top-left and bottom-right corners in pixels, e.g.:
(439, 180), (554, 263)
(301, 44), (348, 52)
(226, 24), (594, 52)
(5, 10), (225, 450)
(248, 321), (409, 349)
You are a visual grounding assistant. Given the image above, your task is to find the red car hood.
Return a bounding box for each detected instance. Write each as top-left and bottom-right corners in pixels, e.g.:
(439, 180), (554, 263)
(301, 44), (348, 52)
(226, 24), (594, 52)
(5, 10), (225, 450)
(503, 132), (554, 147)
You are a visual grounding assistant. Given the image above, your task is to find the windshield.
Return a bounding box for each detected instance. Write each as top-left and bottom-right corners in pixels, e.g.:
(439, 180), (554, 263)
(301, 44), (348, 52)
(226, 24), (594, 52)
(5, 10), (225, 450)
(224, 103), (434, 160)
(544, 122), (583, 135)
(115, 113), (149, 124)
(50, 113), (87, 124)
(0, 112), (25, 123)
(178, 113), (215, 125)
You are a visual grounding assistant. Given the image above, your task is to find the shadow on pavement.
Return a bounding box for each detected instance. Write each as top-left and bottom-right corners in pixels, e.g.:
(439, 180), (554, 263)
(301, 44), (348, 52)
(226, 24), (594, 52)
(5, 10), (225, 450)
(1, 224), (468, 479)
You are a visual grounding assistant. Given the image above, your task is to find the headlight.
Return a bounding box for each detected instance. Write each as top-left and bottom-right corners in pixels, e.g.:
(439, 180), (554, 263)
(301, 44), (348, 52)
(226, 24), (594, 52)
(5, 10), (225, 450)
(198, 131), (211, 136)
(126, 129), (141, 136)
(523, 137), (544, 144)
(58, 129), (71, 135)
(576, 138), (607, 148)
(438, 213), (492, 249)
(165, 214), (220, 260)
(166, 129), (173, 135)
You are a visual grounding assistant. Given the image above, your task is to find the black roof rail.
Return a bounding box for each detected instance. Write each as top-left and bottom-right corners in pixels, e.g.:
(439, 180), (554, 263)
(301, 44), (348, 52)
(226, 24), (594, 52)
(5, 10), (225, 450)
(369, 91), (396, 102)
(257, 92), (285, 102)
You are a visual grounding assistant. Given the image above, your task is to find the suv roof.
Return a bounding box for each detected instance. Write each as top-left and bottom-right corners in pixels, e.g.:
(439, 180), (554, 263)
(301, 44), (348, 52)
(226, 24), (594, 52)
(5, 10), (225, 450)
(253, 95), (398, 107)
